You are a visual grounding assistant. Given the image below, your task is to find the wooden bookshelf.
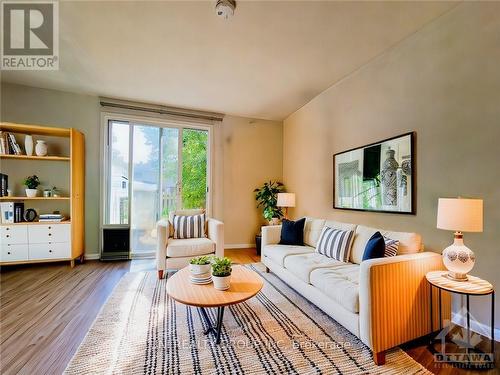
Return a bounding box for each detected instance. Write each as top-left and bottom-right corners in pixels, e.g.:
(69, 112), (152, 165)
(0, 154), (70, 161)
(0, 122), (85, 268)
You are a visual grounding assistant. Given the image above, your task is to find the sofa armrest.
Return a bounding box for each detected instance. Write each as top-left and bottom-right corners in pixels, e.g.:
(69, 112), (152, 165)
(208, 218), (224, 258)
(156, 219), (170, 271)
(261, 225), (281, 249)
(359, 252), (448, 355)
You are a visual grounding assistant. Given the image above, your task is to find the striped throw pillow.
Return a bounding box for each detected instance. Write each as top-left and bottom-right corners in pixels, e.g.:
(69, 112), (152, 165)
(173, 214), (206, 239)
(315, 226), (354, 262)
(383, 236), (399, 257)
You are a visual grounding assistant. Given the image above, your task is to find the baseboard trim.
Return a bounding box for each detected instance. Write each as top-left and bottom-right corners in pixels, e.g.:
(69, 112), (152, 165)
(225, 243), (255, 249)
(451, 311), (499, 341)
(84, 254), (100, 260)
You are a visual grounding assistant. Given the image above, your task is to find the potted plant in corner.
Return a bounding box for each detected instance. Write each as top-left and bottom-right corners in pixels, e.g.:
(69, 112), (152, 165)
(23, 175), (40, 198)
(211, 257), (232, 290)
(189, 256), (212, 276)
(254, 181), (285, 225)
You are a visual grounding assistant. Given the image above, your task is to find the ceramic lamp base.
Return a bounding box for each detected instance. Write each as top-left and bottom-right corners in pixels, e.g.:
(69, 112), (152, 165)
(442, 232), (475, 282)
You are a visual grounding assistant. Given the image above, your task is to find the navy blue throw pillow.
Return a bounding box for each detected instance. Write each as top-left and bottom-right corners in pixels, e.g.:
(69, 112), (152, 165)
(362, 231), (386, 261)
(279, 218), (306, 246)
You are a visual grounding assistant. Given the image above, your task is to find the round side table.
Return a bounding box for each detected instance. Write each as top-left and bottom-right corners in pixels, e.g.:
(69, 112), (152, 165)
(426, 271), (495, 369)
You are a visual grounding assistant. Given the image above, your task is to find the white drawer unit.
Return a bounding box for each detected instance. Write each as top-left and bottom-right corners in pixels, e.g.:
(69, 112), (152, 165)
(0, 225), (28, 244)
(1, 244), (29, 262)
(28, 224), (71, 244)
(29, 242), (71, 260)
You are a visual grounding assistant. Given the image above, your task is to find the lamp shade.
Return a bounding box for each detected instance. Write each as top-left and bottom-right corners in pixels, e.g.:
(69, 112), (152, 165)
(277, 193), (296, 207)
(437, 198), (483, 232)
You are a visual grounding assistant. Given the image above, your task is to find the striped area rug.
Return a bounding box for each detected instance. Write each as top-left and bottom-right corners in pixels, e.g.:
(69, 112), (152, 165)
(64, 264), (430, 375)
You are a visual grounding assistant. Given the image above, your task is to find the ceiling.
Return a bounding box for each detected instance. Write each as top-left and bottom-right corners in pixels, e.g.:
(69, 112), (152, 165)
(1, 1), (457, 120)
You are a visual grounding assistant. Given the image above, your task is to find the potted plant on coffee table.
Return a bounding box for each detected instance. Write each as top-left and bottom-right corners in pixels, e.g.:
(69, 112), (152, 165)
(189, 256), (212, 276)
(211, 257), (232, 291)
(23, 175), (40, 198)
(254, 181), (285, 225)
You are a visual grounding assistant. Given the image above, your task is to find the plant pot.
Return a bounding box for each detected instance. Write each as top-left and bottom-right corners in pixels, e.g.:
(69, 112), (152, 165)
(212, 274), (231, 290)
(189, 263), (211, 276)
(25, 188), (38, 198)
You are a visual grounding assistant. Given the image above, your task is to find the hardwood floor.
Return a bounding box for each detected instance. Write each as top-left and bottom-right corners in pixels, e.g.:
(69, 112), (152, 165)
(1, 248), (497, 375)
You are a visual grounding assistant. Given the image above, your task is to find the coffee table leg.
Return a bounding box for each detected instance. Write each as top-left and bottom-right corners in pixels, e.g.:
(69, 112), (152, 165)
(215, 307), (225, 344)
(198, 306), (225, 344)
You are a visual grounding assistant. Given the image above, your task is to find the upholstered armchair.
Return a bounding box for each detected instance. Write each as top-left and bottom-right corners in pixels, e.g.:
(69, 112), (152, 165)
(156, 209), (224, 278)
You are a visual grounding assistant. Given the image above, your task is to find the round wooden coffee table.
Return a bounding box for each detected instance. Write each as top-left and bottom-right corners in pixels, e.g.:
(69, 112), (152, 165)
(166, 265), (263, 344)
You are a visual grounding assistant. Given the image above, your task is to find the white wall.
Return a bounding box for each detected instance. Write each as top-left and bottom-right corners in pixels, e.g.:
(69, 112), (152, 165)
(283, 3), (500, 337)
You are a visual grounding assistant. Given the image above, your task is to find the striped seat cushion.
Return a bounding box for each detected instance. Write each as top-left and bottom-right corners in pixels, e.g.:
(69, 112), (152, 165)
(172, 214), (206, 239)
(383, 236), (399, 257)
(315, 226), (354, 262)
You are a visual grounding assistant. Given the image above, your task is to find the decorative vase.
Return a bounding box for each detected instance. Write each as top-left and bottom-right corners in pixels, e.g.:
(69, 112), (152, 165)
(381, 148), (399, 206)
(35, 140), (48, 156)
(212, 275), (231, 290)
(25, 188), (38, 198)
(24, 135), (33, 156)
(189, 263), (211, 276)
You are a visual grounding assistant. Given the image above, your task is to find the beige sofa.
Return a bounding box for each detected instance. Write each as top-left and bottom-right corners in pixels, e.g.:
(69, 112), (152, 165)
(262, 217), (445, 365)
(156, 209), (224, 278)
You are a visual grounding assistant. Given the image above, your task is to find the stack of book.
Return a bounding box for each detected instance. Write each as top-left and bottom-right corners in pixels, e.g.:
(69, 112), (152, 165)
(39, 213), (66, 222)
(0, 132), (22, 155)
(0, 202), (24, 223)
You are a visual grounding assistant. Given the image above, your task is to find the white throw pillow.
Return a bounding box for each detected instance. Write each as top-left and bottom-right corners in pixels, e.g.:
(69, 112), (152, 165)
(173, 213), (206, 239)
(315, 226), (354, 262)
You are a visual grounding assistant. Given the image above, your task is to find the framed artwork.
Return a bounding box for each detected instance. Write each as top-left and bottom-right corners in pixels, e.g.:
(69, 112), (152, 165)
(333, 132), (415, 214)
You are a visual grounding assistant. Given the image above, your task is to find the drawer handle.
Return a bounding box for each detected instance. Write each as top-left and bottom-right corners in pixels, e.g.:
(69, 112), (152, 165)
(5, 228), (9, 231)
(48, 226), (52, 229)
(6, 234), (9, 238)
(48, 233), (52, 236)
(49, 250), (52, 253)
(7, 252), (11, 255)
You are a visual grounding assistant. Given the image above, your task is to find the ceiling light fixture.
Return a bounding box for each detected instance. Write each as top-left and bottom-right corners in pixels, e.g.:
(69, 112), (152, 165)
(215, 0), (236, 19)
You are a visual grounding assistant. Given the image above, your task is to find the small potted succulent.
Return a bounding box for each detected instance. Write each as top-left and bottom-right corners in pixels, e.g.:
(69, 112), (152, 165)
(23, 175), (40, 198)
(211, 257), (232, 291)
(189, 256), (212, 275)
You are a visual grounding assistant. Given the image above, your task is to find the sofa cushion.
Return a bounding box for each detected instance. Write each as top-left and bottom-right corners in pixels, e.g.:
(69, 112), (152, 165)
(279, 218), (306, 245)
(283, 252), (344, 283)
(350, 225), (422, 264)
(167, 237), (214, 258)
(384, 236), (399, 257)
(303, 217), (326, 247)
(265, 244), (315, 267)
(324, 220), (357, 233)
(310, 264), (360, 313)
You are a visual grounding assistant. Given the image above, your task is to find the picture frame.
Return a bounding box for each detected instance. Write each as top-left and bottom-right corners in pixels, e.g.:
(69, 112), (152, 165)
(333, 132), (415, 214)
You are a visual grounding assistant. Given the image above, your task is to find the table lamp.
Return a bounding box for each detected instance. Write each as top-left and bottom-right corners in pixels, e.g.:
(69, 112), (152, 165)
(277, 193), (295, 220)
(437, 197), (483, 281)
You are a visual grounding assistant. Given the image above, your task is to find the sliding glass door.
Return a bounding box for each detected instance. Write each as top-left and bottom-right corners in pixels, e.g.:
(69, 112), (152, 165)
(104, 119), (210, 256)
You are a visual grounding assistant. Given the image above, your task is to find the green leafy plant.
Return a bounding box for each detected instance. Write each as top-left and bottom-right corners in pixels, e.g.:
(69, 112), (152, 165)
(189, 256), (211, 265)
(211, 257), (232, 277)
(253, 181), (285, 221)
(23, 175), (40, 189)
